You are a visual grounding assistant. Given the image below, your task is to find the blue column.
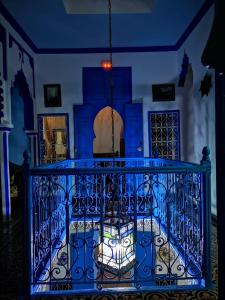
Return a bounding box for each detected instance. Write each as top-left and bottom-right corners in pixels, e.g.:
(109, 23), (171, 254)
(0, 125), (13, 218)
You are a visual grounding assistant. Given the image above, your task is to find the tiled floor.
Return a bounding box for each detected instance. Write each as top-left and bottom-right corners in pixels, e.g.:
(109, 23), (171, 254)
(0, 214), (218, 300)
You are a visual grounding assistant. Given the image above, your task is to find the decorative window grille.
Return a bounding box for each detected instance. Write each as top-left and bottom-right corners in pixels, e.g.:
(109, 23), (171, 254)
(149, 110), (180, 160)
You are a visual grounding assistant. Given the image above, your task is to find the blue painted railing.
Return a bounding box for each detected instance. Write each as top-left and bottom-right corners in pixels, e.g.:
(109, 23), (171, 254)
(25, 149), (211, 295)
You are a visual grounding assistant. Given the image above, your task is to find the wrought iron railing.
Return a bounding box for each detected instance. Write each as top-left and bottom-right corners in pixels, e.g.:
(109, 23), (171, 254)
(24, 149), (211, 295)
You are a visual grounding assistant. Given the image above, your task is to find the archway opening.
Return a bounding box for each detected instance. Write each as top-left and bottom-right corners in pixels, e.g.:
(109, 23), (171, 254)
(93, 106), (124, 157)
(8, 87), (29, 219)
(8, 70), (34, 219)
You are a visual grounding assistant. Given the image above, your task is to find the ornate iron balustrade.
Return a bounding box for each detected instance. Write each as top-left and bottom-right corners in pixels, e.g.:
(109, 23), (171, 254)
(25, 151), (211, 295)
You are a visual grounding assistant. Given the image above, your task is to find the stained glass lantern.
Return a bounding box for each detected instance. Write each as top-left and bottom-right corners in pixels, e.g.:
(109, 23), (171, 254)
(98, 219), (135, 273)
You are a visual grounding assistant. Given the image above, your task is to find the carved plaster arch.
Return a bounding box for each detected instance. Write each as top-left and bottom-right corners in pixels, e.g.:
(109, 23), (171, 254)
(12, 69), (34, 130)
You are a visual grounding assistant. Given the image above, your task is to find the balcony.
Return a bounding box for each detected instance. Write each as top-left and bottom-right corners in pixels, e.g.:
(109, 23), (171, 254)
(25, 154), (211, 296)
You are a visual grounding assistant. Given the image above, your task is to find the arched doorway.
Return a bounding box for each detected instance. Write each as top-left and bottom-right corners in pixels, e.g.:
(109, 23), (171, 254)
(9, 70), (34, 165)
(74, 67), (143, 159)
(9, 87), (29, 165)
(93, 106), (124, 157)
(8, 70), (34, 218)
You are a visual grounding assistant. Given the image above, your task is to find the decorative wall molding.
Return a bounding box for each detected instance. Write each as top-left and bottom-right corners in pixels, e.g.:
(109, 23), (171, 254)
(12, 69), (34, 130)
(0, 124), (13, 131)
(9, 34), (35, 98)
(0, 72), (4, 123)
(0, 23), (7, 80)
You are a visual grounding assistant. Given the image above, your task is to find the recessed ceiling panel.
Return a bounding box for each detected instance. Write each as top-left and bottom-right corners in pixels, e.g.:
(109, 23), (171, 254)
(63, 0), (154, 14)
(0, 0), (209, 49)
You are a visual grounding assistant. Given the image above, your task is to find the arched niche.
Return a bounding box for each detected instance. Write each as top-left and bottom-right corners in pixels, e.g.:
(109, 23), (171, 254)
(12, 70), (34, 130)
(93, 106), (124, 157)
(9, 70), (34, 165)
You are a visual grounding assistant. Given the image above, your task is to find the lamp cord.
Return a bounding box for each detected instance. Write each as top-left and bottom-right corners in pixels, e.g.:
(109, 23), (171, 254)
(108, 0), (115, 155)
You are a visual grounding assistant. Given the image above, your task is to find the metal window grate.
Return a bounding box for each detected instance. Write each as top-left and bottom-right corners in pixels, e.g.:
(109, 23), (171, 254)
(149, 111), (180, 160)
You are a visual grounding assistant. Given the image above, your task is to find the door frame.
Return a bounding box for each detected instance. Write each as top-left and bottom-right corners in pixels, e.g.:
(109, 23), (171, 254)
(37, 113), (70, 164)
(74, 67), (134, 158)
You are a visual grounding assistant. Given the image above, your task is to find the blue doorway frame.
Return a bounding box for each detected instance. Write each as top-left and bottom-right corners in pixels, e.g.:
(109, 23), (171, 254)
(74, 67), (143, 158)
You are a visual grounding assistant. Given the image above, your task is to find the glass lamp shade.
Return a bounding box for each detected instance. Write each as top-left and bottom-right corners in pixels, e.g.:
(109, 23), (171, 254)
(98, 221), (135, 273)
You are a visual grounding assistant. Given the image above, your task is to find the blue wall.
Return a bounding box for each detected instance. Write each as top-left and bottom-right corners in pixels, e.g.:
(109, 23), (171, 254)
(9, 87), (29, 165)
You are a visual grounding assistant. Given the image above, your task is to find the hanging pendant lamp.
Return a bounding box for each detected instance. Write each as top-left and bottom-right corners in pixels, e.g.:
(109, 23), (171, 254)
(97, 0), (135, 275)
